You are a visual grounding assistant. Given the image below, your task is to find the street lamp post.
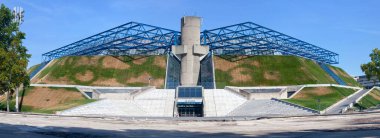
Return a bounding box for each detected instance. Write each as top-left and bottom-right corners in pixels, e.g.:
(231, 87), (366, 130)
(317, 99), (321, 111)
(6, 74), (11, 112)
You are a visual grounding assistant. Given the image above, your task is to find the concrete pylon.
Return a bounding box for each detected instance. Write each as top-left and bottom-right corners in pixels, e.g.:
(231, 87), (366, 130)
(172, 16), (209, 86)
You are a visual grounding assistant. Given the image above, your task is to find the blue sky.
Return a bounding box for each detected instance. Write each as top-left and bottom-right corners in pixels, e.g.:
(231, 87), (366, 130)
(1, 0), (379, 76)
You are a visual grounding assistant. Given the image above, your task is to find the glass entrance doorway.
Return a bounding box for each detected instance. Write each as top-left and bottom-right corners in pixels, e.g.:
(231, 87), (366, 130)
(176, 86), (204, 117)
(177, 104), (203, 117)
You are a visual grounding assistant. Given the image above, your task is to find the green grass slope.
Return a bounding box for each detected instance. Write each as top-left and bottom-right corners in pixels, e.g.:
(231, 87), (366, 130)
(355, 88), (380, 109)
(0, 86), (95, 114)
(284, 87), (356, 111)
(328, 65), (361, 87)
(31, 56), (167, 88)
(214, 56), (341, 88)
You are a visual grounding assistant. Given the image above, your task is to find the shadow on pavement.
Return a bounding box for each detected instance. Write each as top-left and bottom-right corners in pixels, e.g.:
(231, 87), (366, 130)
(0, 123), (251, 138)
(1, 122), (380, 138)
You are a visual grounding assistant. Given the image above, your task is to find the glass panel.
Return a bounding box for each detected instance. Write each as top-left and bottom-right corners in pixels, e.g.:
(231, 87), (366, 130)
(177, 87), (203, 98)
(166, 54), (181, 89)
(198, 54), (215, 89)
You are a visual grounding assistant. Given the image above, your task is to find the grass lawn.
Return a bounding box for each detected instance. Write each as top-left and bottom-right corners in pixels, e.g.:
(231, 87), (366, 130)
(328, 65), (362, 87)
(32, 56), (166, 88)
(355, 88), (380, 109)
(284, 87), (356, 111)
(214, 56), (337, 88)
(20, 98), (96, 114)
(0, 86), (96, 114)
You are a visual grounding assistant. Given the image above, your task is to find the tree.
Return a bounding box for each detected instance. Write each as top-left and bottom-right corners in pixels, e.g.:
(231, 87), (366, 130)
(361, 48), (380, 87)
(0, 4), (30, 112)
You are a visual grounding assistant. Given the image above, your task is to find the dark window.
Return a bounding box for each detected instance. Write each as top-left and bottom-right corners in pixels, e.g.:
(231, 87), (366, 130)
(178, 87), (202, 98)
(198, 54), (215, 89)
(166, 54), (181, 89)
(84, 92), (93, 98)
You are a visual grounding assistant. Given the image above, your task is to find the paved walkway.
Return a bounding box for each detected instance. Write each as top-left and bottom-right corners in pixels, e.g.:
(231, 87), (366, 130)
(326, 89), (369, 114)
(30, 84), (144, 89)
(1, 112), (380, 137)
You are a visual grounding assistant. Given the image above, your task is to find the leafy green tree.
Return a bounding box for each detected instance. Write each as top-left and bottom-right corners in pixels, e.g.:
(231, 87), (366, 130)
(0, 4), (30, 112)
(361, 48), (380, 86)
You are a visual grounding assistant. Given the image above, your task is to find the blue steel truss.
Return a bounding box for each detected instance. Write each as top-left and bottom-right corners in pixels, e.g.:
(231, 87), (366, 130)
(43, 21), (339, 64)
(42, 22), (180, 61)
(201, 22), (339, 64)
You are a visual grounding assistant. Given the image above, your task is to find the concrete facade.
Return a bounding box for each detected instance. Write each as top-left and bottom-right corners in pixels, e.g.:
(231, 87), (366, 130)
(172, 16), (209, 86)
(226, 86), (291, 100)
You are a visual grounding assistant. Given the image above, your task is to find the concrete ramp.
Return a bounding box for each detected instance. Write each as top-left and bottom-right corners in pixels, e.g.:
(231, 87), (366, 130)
(325, 89), (369, 114)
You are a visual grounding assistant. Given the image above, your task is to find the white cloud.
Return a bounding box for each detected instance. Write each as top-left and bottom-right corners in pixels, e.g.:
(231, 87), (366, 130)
(352, 28), (380, 36)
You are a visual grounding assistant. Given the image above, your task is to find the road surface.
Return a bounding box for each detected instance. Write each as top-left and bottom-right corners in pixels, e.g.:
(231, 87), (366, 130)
(0, 112), (380, 137)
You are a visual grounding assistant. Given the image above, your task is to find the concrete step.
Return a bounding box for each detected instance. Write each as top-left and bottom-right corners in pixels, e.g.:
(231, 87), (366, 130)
(228, 99), (315, 117)
(59, 89), (176, 117)
(204, 89), (247, 117)
(58, 99), (148, 117)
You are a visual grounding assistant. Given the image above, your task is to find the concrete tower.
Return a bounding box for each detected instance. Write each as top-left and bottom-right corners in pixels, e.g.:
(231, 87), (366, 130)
(172, 16), (209, 86)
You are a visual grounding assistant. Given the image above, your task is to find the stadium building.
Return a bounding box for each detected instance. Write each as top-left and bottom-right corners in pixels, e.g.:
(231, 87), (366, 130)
(355, 75), (380, 89)
(27, 16), (361, 117)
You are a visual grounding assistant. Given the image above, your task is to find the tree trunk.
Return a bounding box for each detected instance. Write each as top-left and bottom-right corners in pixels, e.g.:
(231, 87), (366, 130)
(15, 87), (19, 112)
(6, 90), (10, 112)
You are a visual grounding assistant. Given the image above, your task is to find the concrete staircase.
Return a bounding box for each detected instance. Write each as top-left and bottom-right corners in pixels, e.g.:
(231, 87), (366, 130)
(59, 89), (175, 117)
(58, 99), (148, 116)
(227, 99), (315, 117)
(203, 89), (217, 117)
(134, 89), (175, 117)
(318, 63), (346, 85)
(203, 89), (247, 117)
(29, 60), (51, 79)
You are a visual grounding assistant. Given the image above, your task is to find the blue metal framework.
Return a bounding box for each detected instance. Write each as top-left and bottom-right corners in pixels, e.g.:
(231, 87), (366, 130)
(42, 22), (180, 61)
(201, 22), (339, 64)
(42, 21), (338, 64)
